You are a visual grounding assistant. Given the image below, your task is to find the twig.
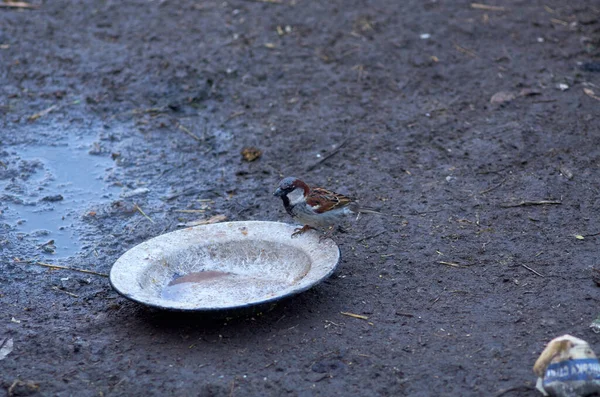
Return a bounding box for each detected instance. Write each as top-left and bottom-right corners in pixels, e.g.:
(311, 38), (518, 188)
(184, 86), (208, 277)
(395, 312), (414, 317)
(521, 264), (544, 277)
(229, 378), (235, 397)
(357, 230), (386, 242)
(177, 124), (202, 142)
(550, 18), (568, 26)
(438, 261), (462, 268)
(413, 208), (444, 215)
(340, 312), (368, 320)
(495, 385), (534, 397)
(306, 139), (350, 171)
(28, 105), (58, 121)
(0, 1), (39, 9)
(224, 111), (245, 123)
(471, 3), (506, 11)
(51, 286), (79, 298)
(453, 43), (478, 58)
(134, 204), (155, 223)
(479, 178), (506, 194)
(27, 261), (109, 277)
(131, 106), (168, 115)
(501, 200), (562, 208)
(477, 166), (510, 175)
(242, 0), (283, 3)
(174, 209), (206, 213)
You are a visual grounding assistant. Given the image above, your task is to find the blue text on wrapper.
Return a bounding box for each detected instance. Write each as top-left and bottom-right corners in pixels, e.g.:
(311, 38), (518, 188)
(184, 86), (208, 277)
(544, 359), (600, 384)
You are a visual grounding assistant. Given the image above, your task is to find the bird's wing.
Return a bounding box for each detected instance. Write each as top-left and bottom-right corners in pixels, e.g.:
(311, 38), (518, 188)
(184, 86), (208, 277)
(305, 187), (353, 214)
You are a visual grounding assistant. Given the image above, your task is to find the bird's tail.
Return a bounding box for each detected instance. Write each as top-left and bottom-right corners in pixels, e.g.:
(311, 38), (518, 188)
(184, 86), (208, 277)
(357, 208), (381, 215)
(348, 202), (382, 214)
(348, 203), (382, 219)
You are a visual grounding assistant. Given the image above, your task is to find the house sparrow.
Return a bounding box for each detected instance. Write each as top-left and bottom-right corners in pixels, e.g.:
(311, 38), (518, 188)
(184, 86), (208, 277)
(273, 176), (379, 237)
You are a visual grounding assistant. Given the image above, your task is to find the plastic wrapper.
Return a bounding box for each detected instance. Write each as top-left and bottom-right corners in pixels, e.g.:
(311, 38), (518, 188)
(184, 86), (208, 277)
(534, 335), (600, 397)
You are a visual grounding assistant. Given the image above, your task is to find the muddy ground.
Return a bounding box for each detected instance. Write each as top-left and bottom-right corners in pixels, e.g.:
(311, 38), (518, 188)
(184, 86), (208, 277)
(1, 0), (600, 395)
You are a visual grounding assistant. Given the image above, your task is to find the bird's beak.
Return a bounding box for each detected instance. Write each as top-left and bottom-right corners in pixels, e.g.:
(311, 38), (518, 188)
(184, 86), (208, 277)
(273, 187), (283, 197)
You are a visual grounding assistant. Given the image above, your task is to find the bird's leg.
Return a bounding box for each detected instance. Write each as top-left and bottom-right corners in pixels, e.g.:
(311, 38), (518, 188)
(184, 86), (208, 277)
(319, 225), (336, 242)
(292, 225), (314, 238)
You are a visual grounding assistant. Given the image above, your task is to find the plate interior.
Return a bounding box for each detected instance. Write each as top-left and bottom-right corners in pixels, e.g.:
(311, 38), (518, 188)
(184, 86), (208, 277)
(109, 221), (340, 311)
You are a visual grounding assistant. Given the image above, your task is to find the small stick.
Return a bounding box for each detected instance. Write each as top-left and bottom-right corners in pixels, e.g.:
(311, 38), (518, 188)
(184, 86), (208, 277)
(134, 204), (155, 223)
(29, 261), (109, 277)
(52, 286), (79, 298)
(501, 200), (562, 208)
(131, 107), (167, 115)
(28, 105), (58, 121)
(229, 378), (235, 397)
(479, 178), (506, 194)
(414, 208), (444, 215)
(521, 264), (544, 277)
(438, 261), (461, 268)
(306, 139), (350, 171)
(395, 312), (414, 317)
(340, 312), (369, 320)
(242, 0), (283, 3)
(224, 111), (245, 123)
(470, 3), (506, 11)
(357, 230), (386, 242)
(177, 124), (202, 142)
(550, 18), (568, 26)
(453, 43), (478, 58)
(174, 209), (206, 213)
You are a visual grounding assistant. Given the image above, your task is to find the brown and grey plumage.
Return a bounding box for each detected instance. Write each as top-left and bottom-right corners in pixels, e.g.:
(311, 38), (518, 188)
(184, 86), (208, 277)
(273, 176), (379, 237)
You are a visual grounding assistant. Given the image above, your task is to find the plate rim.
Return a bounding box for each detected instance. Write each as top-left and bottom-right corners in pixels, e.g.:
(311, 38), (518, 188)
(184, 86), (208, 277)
(109, 220), (340, 312)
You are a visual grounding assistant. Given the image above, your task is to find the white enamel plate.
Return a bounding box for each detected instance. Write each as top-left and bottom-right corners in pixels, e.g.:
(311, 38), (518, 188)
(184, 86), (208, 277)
(109, 221), (340, 311)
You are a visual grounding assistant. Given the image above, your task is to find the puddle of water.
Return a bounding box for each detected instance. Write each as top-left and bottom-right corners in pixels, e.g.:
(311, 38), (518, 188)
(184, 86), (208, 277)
(167, 271), (232, 286)
(161, 270), (233, 301)
(1, 140), (117, 257)
(159, 270), (290, 304)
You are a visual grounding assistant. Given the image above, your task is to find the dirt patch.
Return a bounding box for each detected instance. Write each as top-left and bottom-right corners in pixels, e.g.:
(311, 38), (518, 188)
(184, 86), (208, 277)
(1, 0), (600, 395)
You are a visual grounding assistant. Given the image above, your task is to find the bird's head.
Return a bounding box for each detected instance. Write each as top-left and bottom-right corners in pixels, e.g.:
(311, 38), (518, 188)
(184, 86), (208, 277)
(273, 177), (307, 197)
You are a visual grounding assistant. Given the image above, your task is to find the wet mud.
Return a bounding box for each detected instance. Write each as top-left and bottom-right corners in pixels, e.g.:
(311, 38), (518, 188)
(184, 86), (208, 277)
(1, 0), (600, 396)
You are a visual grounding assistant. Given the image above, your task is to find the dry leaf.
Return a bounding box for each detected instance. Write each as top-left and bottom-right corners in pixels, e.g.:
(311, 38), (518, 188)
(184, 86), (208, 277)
(241, 146), (262, 162)
(584, 88), (600, 101)
(559, 165), (573, 180)
(490, 91), (516, 104)
(0, 338), (13, 360)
